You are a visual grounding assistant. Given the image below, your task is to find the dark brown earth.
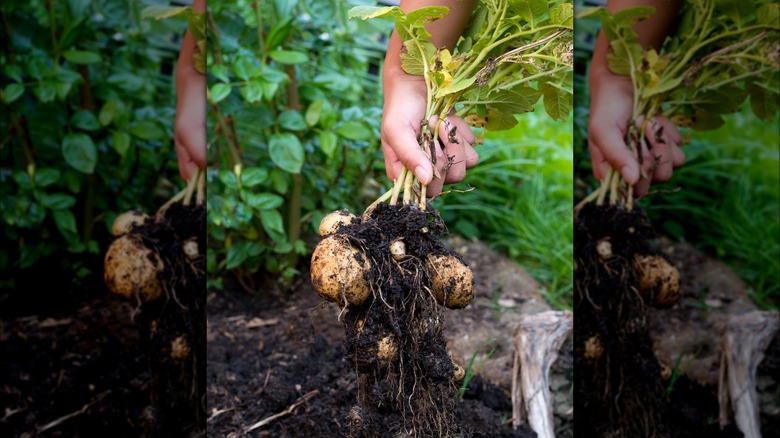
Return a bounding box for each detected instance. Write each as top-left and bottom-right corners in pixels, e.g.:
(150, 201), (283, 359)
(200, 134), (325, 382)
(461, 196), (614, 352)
(0, 291), (149, 437)
(0, 201), (206, 437)
(206, 227), (574, 438)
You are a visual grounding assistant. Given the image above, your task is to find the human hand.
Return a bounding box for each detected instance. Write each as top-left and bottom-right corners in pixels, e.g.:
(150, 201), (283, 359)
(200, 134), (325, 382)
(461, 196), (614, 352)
(174, 6), (206, 181)
(587, 73), (685, 197)
(381, 72), (478, 198)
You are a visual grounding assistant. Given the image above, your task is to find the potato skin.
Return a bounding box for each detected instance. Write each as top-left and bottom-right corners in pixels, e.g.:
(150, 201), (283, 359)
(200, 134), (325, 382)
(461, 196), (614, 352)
(427, 254), (474, 309)
(104, 234), (163, 302)
(311, 235), (371, 305)
(634, 254), (680, 308)
(112, 210), (149, 237)
(318, 210), (357, 236)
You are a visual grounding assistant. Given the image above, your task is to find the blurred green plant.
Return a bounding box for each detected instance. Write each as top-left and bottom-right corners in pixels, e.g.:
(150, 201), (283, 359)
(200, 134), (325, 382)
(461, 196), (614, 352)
(442, 107), (574, 309)
(642, 107), (780, 309)
(206, 0), (574, 297)
(1, 0), (185, 290)
(205, 0), (390, 289)
(574, 1), (780, 309)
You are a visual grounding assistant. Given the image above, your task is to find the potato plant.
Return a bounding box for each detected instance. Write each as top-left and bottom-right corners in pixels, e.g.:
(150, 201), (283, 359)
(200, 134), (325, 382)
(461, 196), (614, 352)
(311, 1), (573, 435)
(0, 1), (184, 290)
(201, 0), (396, 290)
(97, 5), (208, 435)
(574, 2), (779, 436)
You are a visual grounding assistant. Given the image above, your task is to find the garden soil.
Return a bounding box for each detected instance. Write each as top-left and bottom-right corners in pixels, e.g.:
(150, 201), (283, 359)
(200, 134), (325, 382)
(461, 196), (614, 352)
(207, 234), (572, 438)
(1, 229), (776, 437)
(1, 202), (206, 437)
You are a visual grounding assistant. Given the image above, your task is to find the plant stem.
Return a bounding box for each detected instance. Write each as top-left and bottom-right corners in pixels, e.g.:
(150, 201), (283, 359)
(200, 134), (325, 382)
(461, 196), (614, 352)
(402, 170), (415, 205)
(82, 173), (95, 244)
(196, 168), (206, 205)
(255, 0), (266, 65)
(183, 167), (200, 205)
(210, 103), (243, 185)
(364, 188), (393, 218)
(287, 172), (302, 267)
(596, 168), (613, 206)
(3, 103), (36, 179)
(390, 167), (407, 205)
(608, 167), (621, 205)
(48, 0), (59, 65)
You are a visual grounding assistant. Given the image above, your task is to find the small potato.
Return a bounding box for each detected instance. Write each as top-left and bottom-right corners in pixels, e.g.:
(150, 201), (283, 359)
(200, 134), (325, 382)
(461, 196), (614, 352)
(376, 335), (398, 366)
(182, 238), (199, 260)
(112, 210), (149, 237)
(311, 235), (371, 305)
(104, 234), (163, 303)
(389, 239), (406, 261)
(634, 254), (680, 308)
(318, 210), (357, 236)
(427, 254), (474, 309)
(453, 361), (465, 380)
(596, 239), (612, 260)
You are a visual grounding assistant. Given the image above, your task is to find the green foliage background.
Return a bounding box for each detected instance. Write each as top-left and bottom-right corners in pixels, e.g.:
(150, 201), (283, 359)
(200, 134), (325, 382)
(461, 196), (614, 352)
(574, 0), (780, 309)
(1, 0), (186, 292)
(206, 0), (574, 308)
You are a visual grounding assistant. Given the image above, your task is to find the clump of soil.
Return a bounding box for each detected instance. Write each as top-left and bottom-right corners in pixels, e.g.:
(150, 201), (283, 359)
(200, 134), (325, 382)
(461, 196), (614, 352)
(112, 202), (207, 437)
(573, 202), (670, 437)
(321, 202), (469, 437)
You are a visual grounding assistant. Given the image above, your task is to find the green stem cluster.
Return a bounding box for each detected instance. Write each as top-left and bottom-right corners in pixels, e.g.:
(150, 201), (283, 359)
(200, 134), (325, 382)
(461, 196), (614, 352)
(586, 8), (776, 212)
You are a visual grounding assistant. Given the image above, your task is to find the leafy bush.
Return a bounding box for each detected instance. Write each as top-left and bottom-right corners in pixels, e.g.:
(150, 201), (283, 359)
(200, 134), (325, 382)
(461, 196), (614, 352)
(205, 0), (391, 289)
(206, 0), (576, 297)
(1, 0), (186, 290)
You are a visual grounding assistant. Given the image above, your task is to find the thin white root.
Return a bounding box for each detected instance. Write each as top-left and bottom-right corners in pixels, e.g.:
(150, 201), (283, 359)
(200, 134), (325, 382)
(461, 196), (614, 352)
(512, 310), (573, 438)
(718, 310), (779, 438)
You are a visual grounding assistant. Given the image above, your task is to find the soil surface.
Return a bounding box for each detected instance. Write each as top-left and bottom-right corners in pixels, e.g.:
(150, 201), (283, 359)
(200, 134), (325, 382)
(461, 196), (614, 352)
(1, 202), (206, 438)
(207, 235), (571, 437)
(0, 290), (150, 437)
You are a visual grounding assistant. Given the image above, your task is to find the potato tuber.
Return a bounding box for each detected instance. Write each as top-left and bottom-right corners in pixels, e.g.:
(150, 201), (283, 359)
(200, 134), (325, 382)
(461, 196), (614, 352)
(112, 210), (150, 237)
(311, 235), (371, 305)
(319, 210), (358, 236)
(104, 234), (163, 303)
(634, 254), (680, 308)
(427, 254), (474, 309)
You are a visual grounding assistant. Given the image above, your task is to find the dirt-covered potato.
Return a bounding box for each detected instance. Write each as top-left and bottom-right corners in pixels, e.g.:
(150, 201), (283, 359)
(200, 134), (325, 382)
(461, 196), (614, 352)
(634, 254), (680, 308)
(453, 361), (465, 380)
(376, 335), (398, 366)
(104, 234), (163, 303)
(389, 239), (406, 261)
(427, 254), (474, 309)
(596, 239), (612, 260)
(112, 210), (149, 237)
(311, 235), (371, 305)
(318, 210), (358, 236)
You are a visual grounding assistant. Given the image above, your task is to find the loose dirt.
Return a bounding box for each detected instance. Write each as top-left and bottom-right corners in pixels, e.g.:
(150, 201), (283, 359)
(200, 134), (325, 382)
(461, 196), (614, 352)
(206, 234), (572, 437)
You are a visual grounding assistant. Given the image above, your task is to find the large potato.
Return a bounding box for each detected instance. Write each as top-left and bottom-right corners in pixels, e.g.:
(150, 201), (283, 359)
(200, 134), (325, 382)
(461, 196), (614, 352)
(311, 235), (371, 305)
(104, 234), (163, 303)
(427, 254), (474, 309)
